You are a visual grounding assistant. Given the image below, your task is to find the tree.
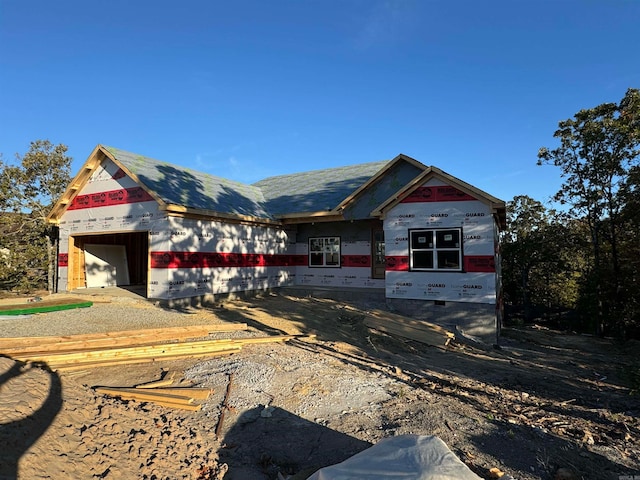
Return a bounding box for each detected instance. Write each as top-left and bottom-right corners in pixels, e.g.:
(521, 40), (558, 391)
(502, 195), (550, 321)
(0, 140), (72, 293)
(502, 195), (583, 325)
(538, 88), (640, 336)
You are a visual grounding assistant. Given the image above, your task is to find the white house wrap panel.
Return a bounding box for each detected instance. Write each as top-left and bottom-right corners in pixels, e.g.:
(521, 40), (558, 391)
(49, 146), (505, 341)
(57, 158), (164, 292)
(384, 178), (498, 304)
(294, 239), (384, 289)
(148, 217), (296, 299)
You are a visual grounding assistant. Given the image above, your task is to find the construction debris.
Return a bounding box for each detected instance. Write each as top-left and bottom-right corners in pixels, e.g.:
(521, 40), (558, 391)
(363, 309), (454, 348)
(94, 371), (214, 411)
(0, 324), (315, 371)
(95, 386), (209, 411)
(135, 371), (178, 389)
(0, 323), (249, 351)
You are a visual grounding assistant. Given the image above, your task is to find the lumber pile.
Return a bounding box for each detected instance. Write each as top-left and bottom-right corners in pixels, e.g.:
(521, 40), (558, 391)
(0, 323), (314, 371)
(364, 309), (454, 348)
(0, 323), (249, 351)
(95, 386), (212, 411)
(95, 373), (214, 411)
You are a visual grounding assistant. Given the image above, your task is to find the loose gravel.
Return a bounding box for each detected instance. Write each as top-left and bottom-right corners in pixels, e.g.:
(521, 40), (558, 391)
(0, 295), (232, 338)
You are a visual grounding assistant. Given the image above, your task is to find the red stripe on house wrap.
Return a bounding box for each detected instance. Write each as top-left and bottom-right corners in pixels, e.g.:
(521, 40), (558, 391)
(341, 255), (371, 267)
(67, 187), (155, 210)
(150, 252), (308, 269)
(385, 256), (409, 271)
(464, 255), (496, 272)
(401, 186), (476, 203)
(384, 255), (494, 272)
(58, 253), (69, 267)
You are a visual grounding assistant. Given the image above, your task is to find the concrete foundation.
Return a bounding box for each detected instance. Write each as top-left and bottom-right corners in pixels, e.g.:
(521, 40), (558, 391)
(386, 298), (498, 344)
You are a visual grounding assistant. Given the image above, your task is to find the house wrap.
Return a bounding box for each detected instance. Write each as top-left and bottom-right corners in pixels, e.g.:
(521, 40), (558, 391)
(47, 145), (506, 342)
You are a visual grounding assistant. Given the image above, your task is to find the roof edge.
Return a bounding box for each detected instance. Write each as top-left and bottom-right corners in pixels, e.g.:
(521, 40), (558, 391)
(371, 166), (507, 228)
(100, 146), (169, 209)
(334, 153), (427, 213)
(46, 145), (106, 224)
(46, 145), (168, 224)
(162, 204), (282, 226)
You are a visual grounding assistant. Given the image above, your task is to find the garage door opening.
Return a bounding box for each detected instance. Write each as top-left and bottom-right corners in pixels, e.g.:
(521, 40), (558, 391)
(68, 232), (148, 295)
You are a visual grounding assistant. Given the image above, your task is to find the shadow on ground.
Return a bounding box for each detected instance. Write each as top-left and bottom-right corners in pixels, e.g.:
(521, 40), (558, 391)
(0, 359), (62, 480)
(221, 406), (371, 480)
(469, 419), (640, 480)
(208, 292), (640, 479)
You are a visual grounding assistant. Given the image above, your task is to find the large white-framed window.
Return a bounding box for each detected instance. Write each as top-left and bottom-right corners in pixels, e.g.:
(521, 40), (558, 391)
(409, 228), (462, 271)
(309, 237), (341, 267)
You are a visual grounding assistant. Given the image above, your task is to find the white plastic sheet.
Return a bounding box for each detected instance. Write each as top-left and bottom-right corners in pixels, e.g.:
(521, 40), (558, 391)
(306, 435), (482, 480)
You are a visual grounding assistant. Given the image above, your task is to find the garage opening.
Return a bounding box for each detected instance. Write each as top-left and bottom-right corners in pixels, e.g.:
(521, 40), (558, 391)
(67, 232), (148, 294)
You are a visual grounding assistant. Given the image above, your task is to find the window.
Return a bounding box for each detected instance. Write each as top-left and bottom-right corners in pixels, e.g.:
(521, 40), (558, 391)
(409, 228), (462, 271)
(309, 237), (341, 267)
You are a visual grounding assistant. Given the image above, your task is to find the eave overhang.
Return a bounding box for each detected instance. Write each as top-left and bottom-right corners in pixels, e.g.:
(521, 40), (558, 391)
(161, 204), (282, 227)
(277, 211), (345, 225)
(333, 153), (427, 213)
(371, 166), (507, 230)
(46, 145), (168, 225)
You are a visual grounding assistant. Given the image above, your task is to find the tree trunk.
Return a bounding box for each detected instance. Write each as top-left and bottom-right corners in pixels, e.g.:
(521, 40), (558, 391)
(47, 226), (58, 294)
(590, 223), (605, 336)
(521, 267), (530, 323)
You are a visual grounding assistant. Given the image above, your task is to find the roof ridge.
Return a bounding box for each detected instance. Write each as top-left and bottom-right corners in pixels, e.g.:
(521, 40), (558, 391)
(252, 159), (390, 185)
(102, 145), (257, 189)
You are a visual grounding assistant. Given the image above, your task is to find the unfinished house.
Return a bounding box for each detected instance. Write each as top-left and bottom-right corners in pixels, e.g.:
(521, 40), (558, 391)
(47, 145), (506, 342)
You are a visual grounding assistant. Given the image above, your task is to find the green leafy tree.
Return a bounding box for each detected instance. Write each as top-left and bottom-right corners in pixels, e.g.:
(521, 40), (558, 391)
(538, 88), (640, 336)
(502, 195), (583, 325)
(502, 195), (550, 321)
(0, 140), (71, 293)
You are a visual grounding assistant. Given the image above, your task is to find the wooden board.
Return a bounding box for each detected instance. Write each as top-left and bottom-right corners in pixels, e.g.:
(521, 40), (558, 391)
(144, 388), (213, 399)
(12, 334), (310, 363)
(364, 313), (454, 348)
(20, 340), (244, 364)
(95, 387), (196, 404)
(95, 386), (203, 411)
(50, 348), (241, 371)
(367, 309), (454, 336)
(0, 323), (249, 350)
(96, 386), (212, 401)
(1, 324), (312, 372)
(0, 300), (93, 315)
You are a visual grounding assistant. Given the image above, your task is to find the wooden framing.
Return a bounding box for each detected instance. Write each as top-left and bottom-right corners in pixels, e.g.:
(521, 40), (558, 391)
(66, 231), (150, 291)
(68, 235), (86, 290)
(47, 146), (167, 225)
(162, 204), (283, 227)
(370, 166), (507, 228)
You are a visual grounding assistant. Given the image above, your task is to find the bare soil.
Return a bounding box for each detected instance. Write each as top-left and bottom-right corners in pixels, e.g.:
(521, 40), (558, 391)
(1, 292), (639, 480)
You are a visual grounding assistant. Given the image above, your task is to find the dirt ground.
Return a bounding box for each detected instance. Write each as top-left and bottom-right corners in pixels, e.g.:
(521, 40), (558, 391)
(1, 292), (639, 480)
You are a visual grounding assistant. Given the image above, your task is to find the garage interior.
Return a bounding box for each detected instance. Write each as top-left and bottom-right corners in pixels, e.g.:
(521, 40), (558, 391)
(67, 232), (148, 294)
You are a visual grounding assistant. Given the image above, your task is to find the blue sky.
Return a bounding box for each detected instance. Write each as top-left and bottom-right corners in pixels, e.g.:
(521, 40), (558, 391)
(1, 0), (638, 206)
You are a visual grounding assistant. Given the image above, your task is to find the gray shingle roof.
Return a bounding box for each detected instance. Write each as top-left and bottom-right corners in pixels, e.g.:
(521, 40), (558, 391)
(253, 161), (389, 216)
(104, 146), (271, 219)
(104, 146), (389, 219)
